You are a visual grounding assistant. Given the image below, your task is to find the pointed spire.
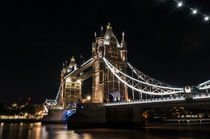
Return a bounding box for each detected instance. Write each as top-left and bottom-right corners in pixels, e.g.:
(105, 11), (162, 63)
(71, 56), (75, 62)
(121, 32), (125, 43)
(106, 22), (112, 30)
(92, 32), (97, 43)
(121, 32), (126, 48)
(100, 25), (104, 37)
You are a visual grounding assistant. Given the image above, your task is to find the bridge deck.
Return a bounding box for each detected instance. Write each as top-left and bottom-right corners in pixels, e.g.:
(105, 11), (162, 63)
(105, 92), (210, 106)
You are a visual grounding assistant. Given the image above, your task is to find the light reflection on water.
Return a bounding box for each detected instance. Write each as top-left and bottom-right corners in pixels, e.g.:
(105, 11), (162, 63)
(0, 122), (210, 139)
(0, 122), (80, 139)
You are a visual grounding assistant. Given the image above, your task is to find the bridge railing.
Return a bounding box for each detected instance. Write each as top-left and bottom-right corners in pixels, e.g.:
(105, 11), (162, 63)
(105, 91), (210, 106)
(105, 95), (186, 106)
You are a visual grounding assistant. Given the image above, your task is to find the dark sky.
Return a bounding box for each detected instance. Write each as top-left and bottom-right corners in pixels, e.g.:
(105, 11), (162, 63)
(0, 0), (210, 104)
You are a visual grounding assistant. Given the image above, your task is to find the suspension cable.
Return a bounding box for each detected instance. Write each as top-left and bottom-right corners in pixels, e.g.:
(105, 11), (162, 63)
(127, 62), (173, 87)
(103, 57), (184, 96)
(104, 57), (183, 91)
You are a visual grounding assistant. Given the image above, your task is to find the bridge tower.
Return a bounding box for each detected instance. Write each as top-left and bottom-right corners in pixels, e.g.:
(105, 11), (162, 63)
(92, 23), (128, 103)
(63, 57), (82, 108)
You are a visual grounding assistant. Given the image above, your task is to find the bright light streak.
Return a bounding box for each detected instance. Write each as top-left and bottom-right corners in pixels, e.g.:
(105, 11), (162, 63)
(103, 57), (184, 96)
(105, 96), (185, 106)
(127, 62), (172, 87)
(81, 58), (93, 67)
(104, 58), (183, 91)
(198, 80), (210, 87)
(199, 85), (210, 90)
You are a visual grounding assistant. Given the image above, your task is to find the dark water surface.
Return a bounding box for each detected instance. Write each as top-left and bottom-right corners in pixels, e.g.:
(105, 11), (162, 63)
(0, 122), (210, 139)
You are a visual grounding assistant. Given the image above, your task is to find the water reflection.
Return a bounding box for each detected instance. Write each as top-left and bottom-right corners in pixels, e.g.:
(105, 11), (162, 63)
(0, 123), (4, 137)
(0, 122), (210, 139)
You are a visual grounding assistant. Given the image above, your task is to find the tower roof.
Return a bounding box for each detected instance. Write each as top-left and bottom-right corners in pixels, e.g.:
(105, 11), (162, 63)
(104, 23), (121, 47)
(67, 56), (77, 72)
(71, 56), (75, 62)
(69, 56), (76, 68)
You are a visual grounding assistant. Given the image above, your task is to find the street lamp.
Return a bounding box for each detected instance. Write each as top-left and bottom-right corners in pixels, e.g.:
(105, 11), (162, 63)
(87, 96), (91, 102)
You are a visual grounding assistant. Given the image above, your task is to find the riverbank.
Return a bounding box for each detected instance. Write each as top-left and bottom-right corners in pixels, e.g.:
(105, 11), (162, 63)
(0, 119), (66, 124)
(1, 118), (210, 127)
(0, 119), (41, 123)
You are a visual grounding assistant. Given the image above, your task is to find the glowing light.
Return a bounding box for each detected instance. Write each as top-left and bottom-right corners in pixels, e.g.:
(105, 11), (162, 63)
(185, 86), (191, 93)
(159, 0), (209, 23)
(192, 9), (197, 15)
(104, 41), (110, 45)
(87, 96), (91, 101)
(103, 57), (184, 96)
(204, 16), (209, 21)
(105, 96), (185, 106)
(81, 58), (93, 67)
(66, 78), (71, 83)
(76, 80), (81, 83)
(28, 97), (31, 101)
(177, 2), (183, 7)
(104, 58), (183, 91)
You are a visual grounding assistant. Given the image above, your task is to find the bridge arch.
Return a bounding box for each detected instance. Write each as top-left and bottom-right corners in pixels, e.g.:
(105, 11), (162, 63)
(109, 92), (122, 102)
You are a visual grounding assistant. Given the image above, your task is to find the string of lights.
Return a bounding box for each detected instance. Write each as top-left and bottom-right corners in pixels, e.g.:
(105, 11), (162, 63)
(160, 0), (209, 22)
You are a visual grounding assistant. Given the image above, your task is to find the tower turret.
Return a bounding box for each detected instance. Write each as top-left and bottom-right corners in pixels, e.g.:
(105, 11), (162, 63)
(104, 23), (120, 47)
(67, 56), (77, 72)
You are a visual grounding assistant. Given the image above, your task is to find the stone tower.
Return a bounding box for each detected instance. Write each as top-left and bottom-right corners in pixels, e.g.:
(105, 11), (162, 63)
(92, 23), (128, 103)
(63, 57), (82, 108)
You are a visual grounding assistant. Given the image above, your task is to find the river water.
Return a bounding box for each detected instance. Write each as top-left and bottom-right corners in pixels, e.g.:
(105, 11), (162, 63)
(0, 122), (210, 139)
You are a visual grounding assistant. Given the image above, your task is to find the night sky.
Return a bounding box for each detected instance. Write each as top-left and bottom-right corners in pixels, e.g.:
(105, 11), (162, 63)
(0, 0), (210, 104)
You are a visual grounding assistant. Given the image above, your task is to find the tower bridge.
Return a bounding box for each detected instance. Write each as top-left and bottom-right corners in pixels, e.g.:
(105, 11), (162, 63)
(45, 24), (210, 125)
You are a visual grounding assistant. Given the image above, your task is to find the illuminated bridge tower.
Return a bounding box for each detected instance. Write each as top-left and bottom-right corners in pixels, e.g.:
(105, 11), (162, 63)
(63, 57), (82, 108)
(92, 23), (128, 103)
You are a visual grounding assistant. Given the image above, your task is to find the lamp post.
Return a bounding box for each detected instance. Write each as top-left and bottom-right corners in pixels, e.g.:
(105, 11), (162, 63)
(87, 96), (91, 103)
